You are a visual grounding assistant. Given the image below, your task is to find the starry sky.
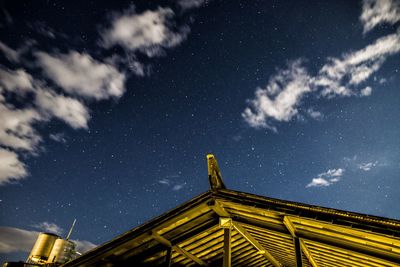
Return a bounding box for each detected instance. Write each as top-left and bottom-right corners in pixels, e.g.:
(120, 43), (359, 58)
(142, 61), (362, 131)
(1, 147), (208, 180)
(0, 0), (400, 263)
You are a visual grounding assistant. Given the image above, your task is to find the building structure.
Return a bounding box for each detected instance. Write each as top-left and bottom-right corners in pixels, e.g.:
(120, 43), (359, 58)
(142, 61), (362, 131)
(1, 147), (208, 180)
(62, 155), (400, 267)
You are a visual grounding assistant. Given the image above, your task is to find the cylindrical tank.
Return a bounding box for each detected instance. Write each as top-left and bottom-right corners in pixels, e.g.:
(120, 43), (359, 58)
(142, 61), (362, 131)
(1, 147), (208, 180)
(27, 233), (59, 264)
(47, 239), (76, 264)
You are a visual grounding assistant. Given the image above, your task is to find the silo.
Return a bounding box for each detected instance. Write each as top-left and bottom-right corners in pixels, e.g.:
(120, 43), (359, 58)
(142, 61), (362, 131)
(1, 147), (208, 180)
(47, 238), (76, 264)
(27, 233), (59, 264)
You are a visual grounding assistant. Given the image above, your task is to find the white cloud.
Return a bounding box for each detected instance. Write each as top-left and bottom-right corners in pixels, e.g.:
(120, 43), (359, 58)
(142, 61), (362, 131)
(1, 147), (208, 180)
(359, 161), (379, 171)
(242, 60), (311, 130)
(360, 0), (400, 33)
(31, 222), (63, 235)
(0, 149), (27, 185)
(36, 51), (126, 100)
(306, 168), (345, 188)
(0, 66), (92, 183)
(0, 104), (42, 152)
(306, 177), (331, 187)
(0, 3), (196, 185)
(100, 6), (189, 57)
(35, 89), (90, 129)
(0, 226), (38, 253)
(325, 168), (344, 177)
(360, 86), (372, 96)
(0, 68), (34, 95)
(0, 226), (96, 254)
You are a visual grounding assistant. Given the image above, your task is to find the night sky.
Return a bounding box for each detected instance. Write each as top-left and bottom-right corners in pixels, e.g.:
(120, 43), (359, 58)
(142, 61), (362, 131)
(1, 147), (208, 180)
(1, 0), (400, 262)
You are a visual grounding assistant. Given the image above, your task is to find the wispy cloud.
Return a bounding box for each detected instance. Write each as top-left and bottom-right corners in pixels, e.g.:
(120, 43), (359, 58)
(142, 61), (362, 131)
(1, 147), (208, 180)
(359, 161), (379, 171)
(49, 133), (67, 143)
(177, 0), (207, 10)
(172, 183), (186, 191)
(158, 178), (171, 185)
(306, 168), (344, 188)
(31, 222), (63, 235)
(0, 41), (21, 63)
(316, 31), (400, 97)
(242, 60), (311, 131)
(0, 226), (96, 254)
(158, 177), (186, 191)
(360, 0), (400, 33)
(243, 1), (400, 131)
(306, 108), (323, 120)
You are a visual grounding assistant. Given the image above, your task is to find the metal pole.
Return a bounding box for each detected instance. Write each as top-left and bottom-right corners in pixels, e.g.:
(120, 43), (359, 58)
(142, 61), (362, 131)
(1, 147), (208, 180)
(66, 219), (77, 240)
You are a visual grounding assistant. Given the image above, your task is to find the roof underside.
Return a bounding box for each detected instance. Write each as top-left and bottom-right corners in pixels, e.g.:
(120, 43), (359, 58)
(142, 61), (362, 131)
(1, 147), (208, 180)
(63, 189), (400, 267)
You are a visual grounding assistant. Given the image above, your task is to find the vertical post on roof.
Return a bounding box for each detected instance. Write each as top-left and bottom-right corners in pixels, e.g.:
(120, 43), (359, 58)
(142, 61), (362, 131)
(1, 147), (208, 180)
(164, 247), (172, 267)
(223, 227), (232, 267)
(207, 154), (226, 191)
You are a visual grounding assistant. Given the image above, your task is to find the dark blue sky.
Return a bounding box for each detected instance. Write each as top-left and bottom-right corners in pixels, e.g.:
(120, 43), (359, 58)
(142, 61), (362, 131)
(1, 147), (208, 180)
(0, 0), (399, 262)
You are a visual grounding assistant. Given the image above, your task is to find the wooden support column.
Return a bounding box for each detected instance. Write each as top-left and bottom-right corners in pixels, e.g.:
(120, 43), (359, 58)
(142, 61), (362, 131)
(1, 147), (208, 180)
(164, 247), (172, 267)
(283, 216), (302, 267)
(223, 227), (232, 267)
(293, 237), (302, 267)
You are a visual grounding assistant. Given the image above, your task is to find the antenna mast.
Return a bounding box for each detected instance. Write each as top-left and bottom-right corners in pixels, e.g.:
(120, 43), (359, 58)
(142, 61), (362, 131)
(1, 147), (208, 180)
(66, 219), (76, 240)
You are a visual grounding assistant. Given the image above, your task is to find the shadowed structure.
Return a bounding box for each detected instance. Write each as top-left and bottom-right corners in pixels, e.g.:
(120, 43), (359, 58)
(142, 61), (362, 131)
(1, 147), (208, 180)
(62, 155), (400, 267)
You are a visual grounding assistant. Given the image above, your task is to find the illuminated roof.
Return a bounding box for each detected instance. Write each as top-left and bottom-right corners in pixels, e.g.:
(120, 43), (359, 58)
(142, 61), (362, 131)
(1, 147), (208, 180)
(63, 155), (400, 267)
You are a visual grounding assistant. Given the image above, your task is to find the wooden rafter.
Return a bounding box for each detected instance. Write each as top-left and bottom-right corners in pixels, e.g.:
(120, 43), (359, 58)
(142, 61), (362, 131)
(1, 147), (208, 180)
(151, 231), (209, 266)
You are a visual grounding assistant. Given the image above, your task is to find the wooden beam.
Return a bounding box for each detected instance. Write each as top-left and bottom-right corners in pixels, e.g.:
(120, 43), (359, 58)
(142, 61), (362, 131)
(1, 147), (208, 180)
(223, 228), (232, 267)
(283, 216), (297, 237)
(208, 200), (231, 217)
(299, 239), (318, 267)
(151, 231), (209, 266)
(232, 222), (282, 267)
(164, 247), (172, 267)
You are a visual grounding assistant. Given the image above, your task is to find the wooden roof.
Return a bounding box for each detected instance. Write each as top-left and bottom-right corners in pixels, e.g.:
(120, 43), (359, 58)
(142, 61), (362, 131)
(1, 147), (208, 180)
(63, 155), (400, 267)
(63, 188), (400, 266)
